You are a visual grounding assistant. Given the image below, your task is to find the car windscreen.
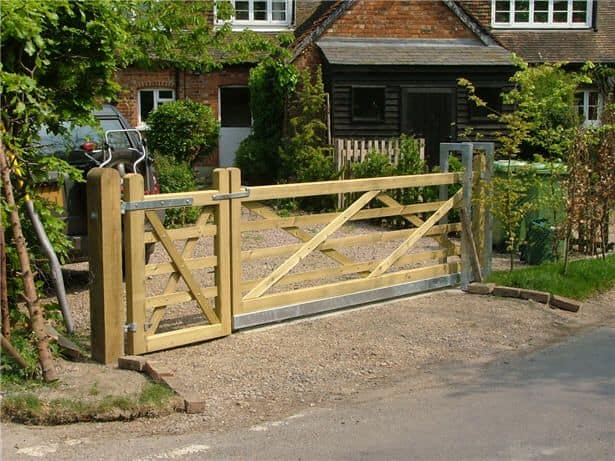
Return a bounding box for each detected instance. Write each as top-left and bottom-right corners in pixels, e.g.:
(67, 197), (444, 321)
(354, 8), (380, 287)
(37, 119), (134, 155)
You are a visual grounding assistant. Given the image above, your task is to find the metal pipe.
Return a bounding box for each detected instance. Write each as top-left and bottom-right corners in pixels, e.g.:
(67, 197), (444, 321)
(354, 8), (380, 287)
(24, 200), (74, 333)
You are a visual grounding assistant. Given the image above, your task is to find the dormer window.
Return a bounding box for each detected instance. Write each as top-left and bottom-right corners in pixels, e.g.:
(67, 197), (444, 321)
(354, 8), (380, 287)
(216, 0), (293, 31)
(492, 0), (593, 28)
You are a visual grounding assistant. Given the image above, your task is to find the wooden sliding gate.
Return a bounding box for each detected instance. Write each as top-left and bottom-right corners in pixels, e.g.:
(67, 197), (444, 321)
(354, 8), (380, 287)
(88, 143), (492, 360)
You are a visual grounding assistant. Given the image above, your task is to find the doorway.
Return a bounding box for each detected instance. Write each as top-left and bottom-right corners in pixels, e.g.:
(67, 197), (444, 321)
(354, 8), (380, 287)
(219, 86), (251, 167)
(403, 89), (455, 166)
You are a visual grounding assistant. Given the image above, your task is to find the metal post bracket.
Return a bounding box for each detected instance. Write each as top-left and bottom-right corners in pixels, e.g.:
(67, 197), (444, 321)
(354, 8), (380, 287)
(121, 198), (193, 213)
(212, 187), (250, 201)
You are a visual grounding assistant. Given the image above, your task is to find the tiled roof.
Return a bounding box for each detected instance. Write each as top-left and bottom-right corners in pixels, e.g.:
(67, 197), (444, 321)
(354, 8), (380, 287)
(317, 37), (514, 66)
(457, 0), (615, 63)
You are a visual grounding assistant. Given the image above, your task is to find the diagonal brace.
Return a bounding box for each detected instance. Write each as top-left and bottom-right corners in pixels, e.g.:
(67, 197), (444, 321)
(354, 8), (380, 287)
(368, 188), (463, 279)
(244, 190), (380, 300)
(145, 210), (220, 325)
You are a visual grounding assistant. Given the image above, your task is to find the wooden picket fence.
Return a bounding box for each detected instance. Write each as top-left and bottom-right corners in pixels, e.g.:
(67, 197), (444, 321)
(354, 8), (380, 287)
(87, 144), (491, 362)
(334, 137), (425, 174)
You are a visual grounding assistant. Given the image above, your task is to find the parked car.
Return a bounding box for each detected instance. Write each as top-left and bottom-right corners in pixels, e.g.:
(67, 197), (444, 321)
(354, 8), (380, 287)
(37, 104), (160, 261)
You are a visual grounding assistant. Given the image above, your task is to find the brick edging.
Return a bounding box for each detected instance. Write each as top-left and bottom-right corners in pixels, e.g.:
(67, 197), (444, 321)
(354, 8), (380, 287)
(467, 283), (581, 313)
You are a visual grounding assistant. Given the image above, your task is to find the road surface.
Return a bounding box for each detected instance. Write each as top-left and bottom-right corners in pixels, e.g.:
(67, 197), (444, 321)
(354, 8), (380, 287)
(3, 326), (614, 460)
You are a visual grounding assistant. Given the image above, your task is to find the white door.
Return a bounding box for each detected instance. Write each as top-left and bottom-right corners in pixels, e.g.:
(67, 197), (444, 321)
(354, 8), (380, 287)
(219, 87), (251, 167)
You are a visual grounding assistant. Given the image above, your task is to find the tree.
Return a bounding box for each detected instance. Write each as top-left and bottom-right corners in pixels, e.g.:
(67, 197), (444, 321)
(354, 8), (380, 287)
(1, 0), (282, 380)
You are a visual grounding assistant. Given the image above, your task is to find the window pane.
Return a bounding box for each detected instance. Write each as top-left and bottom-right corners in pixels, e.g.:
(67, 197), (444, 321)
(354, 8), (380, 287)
(158, 90), (173, 99)
(272, 1), (286, 21)
(140, 90), (154, 122)
(101, 120), (131, 150)
(253, 1), (267, 20)
(352, 87), (385, 121)
(514, 0), (529, 22)
(553, 1), (569, 22)
(234, 1), (249, 20)
(572, 0), (588, 22)
(495, 0), (510, 22)
(588, 91), (599, 106)
(534, 0), (549, 22)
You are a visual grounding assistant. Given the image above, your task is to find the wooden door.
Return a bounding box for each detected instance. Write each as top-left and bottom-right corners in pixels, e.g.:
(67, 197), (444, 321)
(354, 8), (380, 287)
(403, 91), (454, 166)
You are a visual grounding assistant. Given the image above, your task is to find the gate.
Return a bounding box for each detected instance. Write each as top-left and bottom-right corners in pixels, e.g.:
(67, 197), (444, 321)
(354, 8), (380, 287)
(88, 144), (492, 361)
(122, 169), (233, 355)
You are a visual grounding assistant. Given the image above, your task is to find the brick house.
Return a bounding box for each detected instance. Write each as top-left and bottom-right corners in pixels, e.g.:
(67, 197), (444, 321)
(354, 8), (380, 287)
(116, 0), (615, 169)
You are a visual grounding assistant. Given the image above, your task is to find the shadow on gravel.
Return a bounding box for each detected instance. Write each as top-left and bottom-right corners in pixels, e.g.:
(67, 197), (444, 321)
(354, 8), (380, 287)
(444, 327), (615, 399)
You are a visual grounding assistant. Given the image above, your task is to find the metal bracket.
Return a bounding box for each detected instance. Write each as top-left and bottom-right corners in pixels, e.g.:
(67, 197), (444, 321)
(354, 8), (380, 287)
(212, 187), (250, 201)
(121, 198), (193, 213)
(124, 323), (137, 333)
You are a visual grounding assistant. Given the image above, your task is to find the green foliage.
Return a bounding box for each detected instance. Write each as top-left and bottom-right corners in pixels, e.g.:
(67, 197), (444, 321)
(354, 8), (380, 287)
(351, 151), (396, 179)
(0, 382), (177, 424)
(153, 155), (201, 227)
(145, 99), (219, 164)
(487, 254), (615, 300)
(459, 58), (593, 268)
(235, 57), (298, 184)
(280, 68), (335, 183)
(396, 134), (427, 204)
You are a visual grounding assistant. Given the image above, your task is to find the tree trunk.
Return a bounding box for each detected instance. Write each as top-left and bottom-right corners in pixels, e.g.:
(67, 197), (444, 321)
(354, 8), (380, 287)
(0, 142), (57, 381)
(0, 216), (9, 340)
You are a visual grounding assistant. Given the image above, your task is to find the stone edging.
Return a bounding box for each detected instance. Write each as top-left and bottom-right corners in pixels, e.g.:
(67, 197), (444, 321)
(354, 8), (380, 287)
(467, 283), (581, 313)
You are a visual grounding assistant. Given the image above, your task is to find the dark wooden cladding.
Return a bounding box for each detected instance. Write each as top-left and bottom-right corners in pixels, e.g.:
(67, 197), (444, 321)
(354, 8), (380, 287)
(327, 64), (513, 145)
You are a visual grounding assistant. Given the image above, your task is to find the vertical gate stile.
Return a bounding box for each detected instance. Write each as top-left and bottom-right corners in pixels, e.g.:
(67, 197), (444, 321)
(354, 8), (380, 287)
(213, 169), (232, 335)
(124, 174), (147, 355)
(460, 144), (474, 290)
(228, 167), (244, 321)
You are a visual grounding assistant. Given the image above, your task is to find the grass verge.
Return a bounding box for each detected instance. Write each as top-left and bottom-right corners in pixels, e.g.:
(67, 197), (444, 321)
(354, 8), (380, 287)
(487, 254), (615, 300)
(0, 382), (182, 425)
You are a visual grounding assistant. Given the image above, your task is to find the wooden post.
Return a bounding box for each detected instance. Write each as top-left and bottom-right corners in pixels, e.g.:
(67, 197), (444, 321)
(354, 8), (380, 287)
(87, 168), (123, 364)
(123, 174), (147, 355)
(472, 153), (487, 276)
(472, 142), (495, 277)
(213, 169), (232, 335)
(228, 168), (244, 319)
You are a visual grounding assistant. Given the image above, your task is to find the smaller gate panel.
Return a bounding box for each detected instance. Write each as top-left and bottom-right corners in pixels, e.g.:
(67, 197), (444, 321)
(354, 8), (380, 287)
(123, 170), (232, 355)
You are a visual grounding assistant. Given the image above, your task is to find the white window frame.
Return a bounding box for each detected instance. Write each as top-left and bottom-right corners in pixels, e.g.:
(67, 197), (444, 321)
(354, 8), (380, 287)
(137, 88), (175, 129)
(215, 0), (293, 31)
(491, 0), (593, 28)
(575, 89), (603, 127)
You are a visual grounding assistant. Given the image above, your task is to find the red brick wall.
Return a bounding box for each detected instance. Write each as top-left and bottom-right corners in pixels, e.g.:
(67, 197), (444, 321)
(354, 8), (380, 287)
(322, 0), (475, 39)
(116, 66), (251, 167)
(294, 43), (324, 71)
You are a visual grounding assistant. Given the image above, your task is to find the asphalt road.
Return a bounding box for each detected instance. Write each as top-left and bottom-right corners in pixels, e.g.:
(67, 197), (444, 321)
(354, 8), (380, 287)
(4, 326), (615, 460)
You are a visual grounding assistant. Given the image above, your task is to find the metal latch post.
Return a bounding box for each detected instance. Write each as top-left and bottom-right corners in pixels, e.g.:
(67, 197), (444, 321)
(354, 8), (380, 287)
(212, 187), (250, 201)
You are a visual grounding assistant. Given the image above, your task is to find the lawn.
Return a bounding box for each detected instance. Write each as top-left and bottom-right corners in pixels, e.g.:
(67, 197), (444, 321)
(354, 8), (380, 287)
(487, 254), (615, 300)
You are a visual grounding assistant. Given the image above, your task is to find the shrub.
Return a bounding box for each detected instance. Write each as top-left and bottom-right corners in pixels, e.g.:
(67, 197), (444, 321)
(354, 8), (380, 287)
(396, 134), (427, 205)
(351, 151), (396, 179)
(154, 154), (201, 226)
(236, 58), (298, 184)
(146, 100), (218, 164)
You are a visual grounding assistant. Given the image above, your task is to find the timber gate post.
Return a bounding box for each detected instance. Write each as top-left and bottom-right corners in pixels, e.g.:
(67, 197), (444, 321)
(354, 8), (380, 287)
(228, 167), (244, 321)
(87, 168), (123, 364)
(471, 142), (495, 277)
(213, 168), (233, 335)
(123, 174), (146, 355)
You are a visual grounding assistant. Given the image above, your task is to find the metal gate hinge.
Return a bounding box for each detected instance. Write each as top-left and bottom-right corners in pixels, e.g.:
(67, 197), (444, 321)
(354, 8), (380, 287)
(121, 198), (193, 213)
(212, 187), (250, 201)
(124, 323), (138, 333)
